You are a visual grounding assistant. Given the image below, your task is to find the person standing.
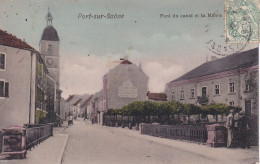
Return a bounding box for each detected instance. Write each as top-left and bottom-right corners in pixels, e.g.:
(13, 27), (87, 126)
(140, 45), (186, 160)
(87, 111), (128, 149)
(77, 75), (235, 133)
(226, 109), (235, 148)
(84, 112), (86, 120)
(68, 115), (73, 125)
(91, 115), (94, 125)
(238, 111), (251, 148)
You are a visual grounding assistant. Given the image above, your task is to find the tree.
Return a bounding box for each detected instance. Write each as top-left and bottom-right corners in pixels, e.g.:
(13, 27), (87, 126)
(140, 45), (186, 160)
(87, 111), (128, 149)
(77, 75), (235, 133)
(158, 102), (172, 116)
(202, 103), (241, 115)
(183, 104), (202, 115)
(104, 101), (242, 125)
(170, 101), (184, 114)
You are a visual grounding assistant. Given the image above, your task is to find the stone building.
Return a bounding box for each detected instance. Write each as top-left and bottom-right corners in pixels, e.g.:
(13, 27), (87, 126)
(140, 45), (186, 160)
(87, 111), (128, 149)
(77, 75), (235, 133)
(86, 98), (94, 120)
(93, 90), (103, 124)
(65, 95), (78, 118)
(40, 10), (60, 86)
(80, 95), (93, 119)
(65, 94), (90, 118)
(60, 97), (71, 120)
(60, 97), (67, 120)
(39, 10), (62, 117)
(165, 48), (258, 117)
(73, 98), (82, 118)
(45, 74), (57, 123)
(0, 29), (48, 129)
(102, 60), (149, 116)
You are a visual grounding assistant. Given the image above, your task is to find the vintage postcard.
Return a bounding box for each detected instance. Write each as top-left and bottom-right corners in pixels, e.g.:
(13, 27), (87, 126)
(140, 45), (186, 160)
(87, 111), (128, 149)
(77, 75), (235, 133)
(0, 0), (259, 163)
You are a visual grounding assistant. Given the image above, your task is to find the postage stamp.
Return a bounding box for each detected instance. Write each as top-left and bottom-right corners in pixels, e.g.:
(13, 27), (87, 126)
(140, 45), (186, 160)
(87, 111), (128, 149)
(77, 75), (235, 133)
(225, 0), (260, 43)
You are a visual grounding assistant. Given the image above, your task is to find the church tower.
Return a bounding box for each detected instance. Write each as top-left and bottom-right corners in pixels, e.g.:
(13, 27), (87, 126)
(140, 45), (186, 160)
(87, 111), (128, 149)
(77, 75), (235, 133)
(40, 9), (60, 88)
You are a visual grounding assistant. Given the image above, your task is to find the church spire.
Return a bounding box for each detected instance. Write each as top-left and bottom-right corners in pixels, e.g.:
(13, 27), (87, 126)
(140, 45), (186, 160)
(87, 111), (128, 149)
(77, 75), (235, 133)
(46, 7), (53, 26)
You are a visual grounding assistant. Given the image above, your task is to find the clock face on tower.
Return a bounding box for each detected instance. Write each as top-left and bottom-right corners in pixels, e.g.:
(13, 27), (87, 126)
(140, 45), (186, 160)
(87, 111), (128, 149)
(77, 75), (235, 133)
(47, 58), (53, 65)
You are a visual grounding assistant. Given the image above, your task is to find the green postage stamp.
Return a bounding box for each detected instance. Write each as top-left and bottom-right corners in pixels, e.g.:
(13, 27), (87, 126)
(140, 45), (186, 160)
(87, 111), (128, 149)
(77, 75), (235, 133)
(225, 0), (260, 43)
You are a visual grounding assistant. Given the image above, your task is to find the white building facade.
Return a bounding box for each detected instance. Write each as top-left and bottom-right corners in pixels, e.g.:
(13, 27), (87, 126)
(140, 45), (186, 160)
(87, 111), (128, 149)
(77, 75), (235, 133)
(0, 30), (48, 129)
(103, 60), (149, 111)
(165, 48), (258, 117)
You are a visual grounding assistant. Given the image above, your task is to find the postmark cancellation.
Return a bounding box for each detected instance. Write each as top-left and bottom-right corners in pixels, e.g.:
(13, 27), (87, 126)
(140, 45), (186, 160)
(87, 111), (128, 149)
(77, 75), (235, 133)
(225, 0), (260, 43)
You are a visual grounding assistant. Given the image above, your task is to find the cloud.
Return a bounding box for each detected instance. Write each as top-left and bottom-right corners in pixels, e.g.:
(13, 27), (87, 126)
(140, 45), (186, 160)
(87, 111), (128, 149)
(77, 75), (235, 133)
(60, 54), (108, 98)
(142, 61), (184, 92)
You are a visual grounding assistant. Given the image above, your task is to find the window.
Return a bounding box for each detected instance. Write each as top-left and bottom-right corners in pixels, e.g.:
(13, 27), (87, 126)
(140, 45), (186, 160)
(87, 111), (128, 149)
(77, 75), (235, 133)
(47, 44), (52, 54)
(245, 80), (250, 91)
(0, 81), (4, 97)
(202, 87), (207, 97)
(229, 82), (235, 93)
(214, 85), (220, 95)
(0, 81), (8, 97)
(180, 90), (184, 100)
(5, 82), (9, 97)
(229, 101), (234, 106)
(190, 89), (195, 98)
(0, 53), (5, 70)
(172, 92), (175, 100)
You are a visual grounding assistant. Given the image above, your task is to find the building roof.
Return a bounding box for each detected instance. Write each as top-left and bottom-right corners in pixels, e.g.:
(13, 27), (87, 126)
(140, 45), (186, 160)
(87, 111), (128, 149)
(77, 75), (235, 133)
(80, 95), (93, 108)
(73, 99), (82, 106)
(120, 60), (132, 64)
(65, 95), (75, 102)
(41, 26), (59, 41)
(147, 92), (167, 101)
(171, 48), (258, 82)
(0, 29), (35, 50)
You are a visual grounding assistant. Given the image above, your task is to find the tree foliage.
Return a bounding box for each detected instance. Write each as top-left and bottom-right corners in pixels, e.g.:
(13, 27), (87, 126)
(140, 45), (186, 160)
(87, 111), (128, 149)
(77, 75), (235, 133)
(202, 103), (241, 115)
(104, 101), (242, 116)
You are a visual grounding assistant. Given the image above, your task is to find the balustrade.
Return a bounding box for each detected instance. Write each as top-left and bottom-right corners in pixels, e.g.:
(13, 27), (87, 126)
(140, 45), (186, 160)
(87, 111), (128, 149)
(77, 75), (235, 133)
(140, 124), (208, 143)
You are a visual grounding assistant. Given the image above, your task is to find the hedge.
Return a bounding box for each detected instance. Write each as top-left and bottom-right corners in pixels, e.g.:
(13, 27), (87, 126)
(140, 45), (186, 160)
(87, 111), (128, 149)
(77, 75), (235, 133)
(104, 101), (242, 116)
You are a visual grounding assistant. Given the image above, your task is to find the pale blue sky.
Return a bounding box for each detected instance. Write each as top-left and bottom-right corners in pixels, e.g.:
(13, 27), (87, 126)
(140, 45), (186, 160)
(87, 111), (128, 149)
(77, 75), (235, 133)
(0, 0), (258, 98)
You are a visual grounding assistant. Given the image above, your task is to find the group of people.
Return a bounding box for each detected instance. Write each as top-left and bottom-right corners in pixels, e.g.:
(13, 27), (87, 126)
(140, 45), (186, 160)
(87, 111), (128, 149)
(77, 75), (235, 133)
(226, 110), (251, 148)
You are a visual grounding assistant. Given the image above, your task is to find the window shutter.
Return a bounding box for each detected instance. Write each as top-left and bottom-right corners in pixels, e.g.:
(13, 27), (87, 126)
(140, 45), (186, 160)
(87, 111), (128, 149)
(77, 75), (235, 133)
(0, 54), (5, 69)
(5, 82), (9, 97)
(0, 81), (4, 97)
(38, 63), (43, 76)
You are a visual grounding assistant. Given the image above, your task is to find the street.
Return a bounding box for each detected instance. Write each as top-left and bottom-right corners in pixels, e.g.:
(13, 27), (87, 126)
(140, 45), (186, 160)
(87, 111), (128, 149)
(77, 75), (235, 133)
(61, 119), (258, 164)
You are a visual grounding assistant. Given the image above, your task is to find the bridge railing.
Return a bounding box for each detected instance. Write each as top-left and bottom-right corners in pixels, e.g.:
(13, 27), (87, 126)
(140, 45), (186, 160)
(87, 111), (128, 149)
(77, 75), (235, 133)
(1, 124), (52, 159)
(140, 123), (208, 144)
(25, 124), (53, 150)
